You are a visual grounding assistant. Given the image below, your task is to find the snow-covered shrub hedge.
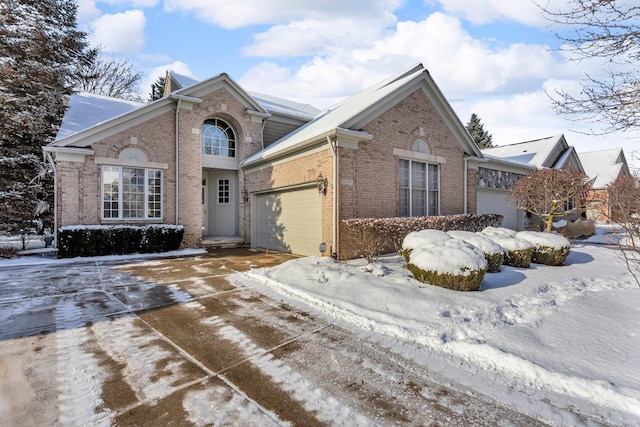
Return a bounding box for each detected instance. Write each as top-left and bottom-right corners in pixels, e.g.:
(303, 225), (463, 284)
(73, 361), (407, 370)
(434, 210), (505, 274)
(339, 213), (503, 260)
(448, 232), (505, 273)
(407, 240), (488, 291)
(401, 229), (451, 261)
(57, 225), (184, 258)
(515, 231), (571, 266)
(483, 235), (533, 268)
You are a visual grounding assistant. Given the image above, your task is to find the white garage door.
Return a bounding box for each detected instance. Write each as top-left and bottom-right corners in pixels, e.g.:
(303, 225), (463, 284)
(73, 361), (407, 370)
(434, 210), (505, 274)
(476, 188), (524, 231)
(253, 186), (322, 256)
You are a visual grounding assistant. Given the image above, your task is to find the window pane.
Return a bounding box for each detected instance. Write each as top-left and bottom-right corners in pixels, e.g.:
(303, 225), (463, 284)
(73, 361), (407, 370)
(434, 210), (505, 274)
(202, 119), (236, 158)
(102, 167), (119, 219)
(122, 168), (145, 218)
(399, 188), (409, 216)
(411, 162), (426, 190)
(412, 188), (426, 216)
(147, 169), (162, 218)
(428, 164), (439, 214)
(218, 179), (230, 204)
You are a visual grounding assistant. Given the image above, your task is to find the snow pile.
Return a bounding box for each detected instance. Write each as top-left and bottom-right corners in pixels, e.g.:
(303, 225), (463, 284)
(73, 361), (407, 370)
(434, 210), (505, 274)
(401, 229), (451, 251)
(409, 240), (486, 276)
(515, 231), (570, 250)
(480, 226), (517, 238)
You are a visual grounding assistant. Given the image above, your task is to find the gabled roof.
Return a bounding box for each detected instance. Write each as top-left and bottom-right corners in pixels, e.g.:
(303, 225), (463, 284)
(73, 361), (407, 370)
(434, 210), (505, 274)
(55, 91), (144, 141)
(579, 148), (631, 189)
(481, 134), (584, 172)
(241, 63), (482, 167)
(166, 71), (320, 120)
(48, 72), (267, 149)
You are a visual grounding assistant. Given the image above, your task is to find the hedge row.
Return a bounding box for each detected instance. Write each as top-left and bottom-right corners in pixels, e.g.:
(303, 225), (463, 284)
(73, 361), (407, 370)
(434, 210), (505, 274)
(57, 224), (184, 258)
(339, 214), (503, 260)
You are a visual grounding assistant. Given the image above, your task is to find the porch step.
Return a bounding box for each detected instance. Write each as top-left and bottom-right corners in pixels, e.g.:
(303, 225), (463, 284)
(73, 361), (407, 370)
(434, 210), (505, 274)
(202, 236), (248, 249)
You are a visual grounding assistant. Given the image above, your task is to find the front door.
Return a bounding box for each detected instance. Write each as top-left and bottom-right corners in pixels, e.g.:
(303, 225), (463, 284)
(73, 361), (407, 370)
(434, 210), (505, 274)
(204, 169), (238, 236)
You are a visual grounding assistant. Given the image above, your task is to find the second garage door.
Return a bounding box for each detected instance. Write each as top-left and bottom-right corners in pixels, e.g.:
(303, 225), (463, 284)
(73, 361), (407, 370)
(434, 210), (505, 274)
(476, 188), (525, 231)
(253, 186), (323, 256)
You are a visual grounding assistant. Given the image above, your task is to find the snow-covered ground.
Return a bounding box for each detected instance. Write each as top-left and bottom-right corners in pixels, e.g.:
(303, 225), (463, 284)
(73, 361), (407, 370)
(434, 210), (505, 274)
(234, 227), (640, 426)
(1, 225), (638, 425)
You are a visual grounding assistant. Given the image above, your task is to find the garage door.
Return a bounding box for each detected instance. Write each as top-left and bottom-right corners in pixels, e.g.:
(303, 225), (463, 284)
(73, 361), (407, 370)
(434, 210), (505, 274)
(253, 186), (322, 256)
(476, 188), (524, 231)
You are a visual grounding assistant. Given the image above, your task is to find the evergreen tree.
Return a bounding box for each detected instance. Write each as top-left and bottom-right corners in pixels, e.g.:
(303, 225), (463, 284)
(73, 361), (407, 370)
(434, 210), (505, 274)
(149, 75), (166, 101)
(465, 113), (494, 149)
(0, 0), (92, 234)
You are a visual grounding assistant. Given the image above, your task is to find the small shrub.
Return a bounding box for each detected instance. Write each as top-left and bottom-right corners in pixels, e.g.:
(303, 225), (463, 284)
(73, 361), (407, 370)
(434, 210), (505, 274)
(407, 240), (488, 291)
(0, 245), (17, 258)
(531, 246), (570, 266)
(407, 264), (487, 291)
(515, 231), (571, 266)
(503, 248), (534, 268)
(57, 224), (184, 258)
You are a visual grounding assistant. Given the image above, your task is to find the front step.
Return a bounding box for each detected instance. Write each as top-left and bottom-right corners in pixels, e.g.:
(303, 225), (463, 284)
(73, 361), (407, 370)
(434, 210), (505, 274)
(201, 236), (248, 249)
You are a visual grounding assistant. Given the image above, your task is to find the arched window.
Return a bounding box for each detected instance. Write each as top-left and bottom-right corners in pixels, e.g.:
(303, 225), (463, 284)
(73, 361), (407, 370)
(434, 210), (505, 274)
(119, 147), (147, 163)
(412, 139), (429, 154)
(202, 118), (236, 157)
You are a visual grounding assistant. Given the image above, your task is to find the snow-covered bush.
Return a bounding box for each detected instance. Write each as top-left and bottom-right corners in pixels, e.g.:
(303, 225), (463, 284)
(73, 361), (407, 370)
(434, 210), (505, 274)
(515, 231), (571, 266)
(58, 224), (184, 258)
(484, 236), (533, 268)
(401, 229), (451, 261)
(480, 226), (517, 238)
(407, 240), (488, 291)
(449, 234), (505, 273)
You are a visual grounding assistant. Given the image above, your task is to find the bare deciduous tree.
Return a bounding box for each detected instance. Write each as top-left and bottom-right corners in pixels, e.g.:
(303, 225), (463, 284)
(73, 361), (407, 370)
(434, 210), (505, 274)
(606, 175), (640, 286)
(73, 48), (142, 101)
(509, 169), (587, 233)
(539, 0), (640, 133)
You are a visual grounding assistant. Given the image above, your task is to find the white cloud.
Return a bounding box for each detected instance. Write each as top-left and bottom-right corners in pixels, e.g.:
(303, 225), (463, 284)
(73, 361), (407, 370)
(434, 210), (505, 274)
(427, 0), (547, 26)
(98, 0), (159, 6)
(76, 0), (101, 20)
(163, 0), (401, 29)
(139, 61), (199, 99)
(89, 9), (147, 53)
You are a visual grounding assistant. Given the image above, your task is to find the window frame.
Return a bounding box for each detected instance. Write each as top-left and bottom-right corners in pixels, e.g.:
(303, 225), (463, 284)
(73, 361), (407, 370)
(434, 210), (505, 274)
(101, 165), (163, 220)
(398, 158), (440, 217)
(202, 118), (236, 158)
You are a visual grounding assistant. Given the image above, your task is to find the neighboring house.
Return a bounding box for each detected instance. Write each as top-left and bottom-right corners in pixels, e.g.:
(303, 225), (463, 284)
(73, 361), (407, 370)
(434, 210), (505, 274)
(477, 134), (586, 230)
(578, 148), (632, 222)
(45, 63), (488, 256)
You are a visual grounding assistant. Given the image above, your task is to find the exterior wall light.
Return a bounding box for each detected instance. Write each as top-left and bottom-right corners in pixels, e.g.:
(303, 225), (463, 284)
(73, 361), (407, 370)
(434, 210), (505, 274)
(241, 188), (249, 203)
(317, 174), (328, 195)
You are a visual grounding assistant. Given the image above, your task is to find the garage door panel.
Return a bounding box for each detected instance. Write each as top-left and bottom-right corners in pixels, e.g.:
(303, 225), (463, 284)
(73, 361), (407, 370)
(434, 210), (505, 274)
(477, 189), (524, 230)
(254, 187), (322, 256)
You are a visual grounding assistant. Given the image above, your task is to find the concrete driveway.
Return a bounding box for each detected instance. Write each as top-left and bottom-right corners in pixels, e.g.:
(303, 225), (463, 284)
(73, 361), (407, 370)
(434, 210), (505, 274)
(0, 249), (543, 426)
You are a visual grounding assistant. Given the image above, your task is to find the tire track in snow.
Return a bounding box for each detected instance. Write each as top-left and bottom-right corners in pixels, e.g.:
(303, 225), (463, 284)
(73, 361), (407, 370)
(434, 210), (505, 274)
(54, 302), (111, 426)
(206, 315), (374, 426)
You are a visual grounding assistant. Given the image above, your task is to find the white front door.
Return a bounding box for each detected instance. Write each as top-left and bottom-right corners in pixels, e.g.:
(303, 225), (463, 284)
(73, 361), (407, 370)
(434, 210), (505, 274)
(205, 169), (238, 236)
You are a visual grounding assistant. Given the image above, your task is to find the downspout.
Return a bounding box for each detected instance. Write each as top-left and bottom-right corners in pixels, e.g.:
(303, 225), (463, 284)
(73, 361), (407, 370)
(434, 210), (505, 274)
(327, 135), (338, 258)
(174, 99), (182, 225)
(44, 150), (58, 247)
(463, 157), (468, 214)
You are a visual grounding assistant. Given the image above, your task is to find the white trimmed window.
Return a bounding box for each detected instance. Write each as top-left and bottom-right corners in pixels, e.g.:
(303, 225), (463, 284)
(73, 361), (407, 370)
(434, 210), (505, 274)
(102, 166), (163, 220)
(398, 159), (439, 216)
(202, 118), (236, 157)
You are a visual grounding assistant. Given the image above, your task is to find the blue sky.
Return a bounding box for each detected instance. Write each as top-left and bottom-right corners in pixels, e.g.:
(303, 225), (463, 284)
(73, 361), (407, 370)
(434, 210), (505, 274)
(75, 0), (639, 167)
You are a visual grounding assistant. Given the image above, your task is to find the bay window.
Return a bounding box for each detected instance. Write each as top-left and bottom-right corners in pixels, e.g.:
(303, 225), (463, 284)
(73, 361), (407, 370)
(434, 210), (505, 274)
(102, 166), (162, 220)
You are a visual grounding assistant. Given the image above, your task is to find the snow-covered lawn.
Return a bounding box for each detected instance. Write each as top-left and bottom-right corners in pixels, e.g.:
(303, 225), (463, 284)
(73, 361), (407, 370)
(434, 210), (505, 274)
(236, 234), (640, 426)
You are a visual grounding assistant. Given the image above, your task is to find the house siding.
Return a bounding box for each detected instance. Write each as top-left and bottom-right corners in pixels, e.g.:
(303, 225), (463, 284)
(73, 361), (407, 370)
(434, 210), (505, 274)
(56, 87), (265, 248)
(341, 89), (467, 220)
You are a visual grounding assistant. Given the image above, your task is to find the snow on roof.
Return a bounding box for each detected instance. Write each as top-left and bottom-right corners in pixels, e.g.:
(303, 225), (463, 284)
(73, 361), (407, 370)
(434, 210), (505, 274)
(169, 71), (199, 89)
(248, 91), (321, 120)
(579, 148), (628, 188)
(55, 91), (144, 141)
(241, 64), (430, 166)
(482, 134), (564, 167)
(168, 71), (320, 120)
